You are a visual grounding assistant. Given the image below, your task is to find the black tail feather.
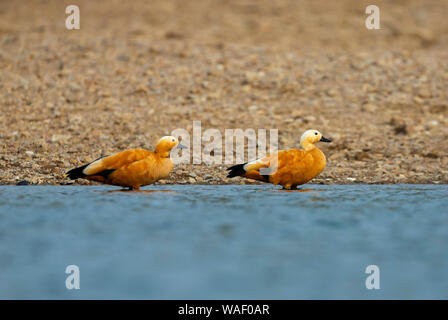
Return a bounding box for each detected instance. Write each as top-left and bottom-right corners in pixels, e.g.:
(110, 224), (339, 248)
(66, 164), (88, 180)
(226, 163), (247, 178)
(65, 155), (109, 180)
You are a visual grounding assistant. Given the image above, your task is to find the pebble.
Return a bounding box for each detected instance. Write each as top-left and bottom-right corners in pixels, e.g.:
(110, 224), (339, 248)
(188, 177), (196, 184)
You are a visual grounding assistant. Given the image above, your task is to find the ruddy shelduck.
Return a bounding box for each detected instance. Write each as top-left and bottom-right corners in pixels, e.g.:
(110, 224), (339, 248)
(227, 129), (332, 189)
(66, 136), (184, 190)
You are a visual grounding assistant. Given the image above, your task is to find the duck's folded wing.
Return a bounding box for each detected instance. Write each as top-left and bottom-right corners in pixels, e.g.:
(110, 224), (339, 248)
(226, 153), (274, 179)
(279, 149), (315, 173)
(83, 149), (153, 176)
(226, 151), (280, 178)
(243, 155), (274, 172)
(244, 149), (310, 172)
(226, 149), (313, 183)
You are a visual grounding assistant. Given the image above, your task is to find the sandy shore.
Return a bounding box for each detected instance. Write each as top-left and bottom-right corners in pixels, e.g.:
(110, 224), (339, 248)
(1, 0), (447, 185)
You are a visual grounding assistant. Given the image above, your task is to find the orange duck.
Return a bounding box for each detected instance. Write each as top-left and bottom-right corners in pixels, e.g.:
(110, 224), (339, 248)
(227, 129), (332, 189)
(66, 136), (184, 190)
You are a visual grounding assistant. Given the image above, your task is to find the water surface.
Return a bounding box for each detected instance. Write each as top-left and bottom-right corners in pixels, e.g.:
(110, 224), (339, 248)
(0, 184), (447, 299)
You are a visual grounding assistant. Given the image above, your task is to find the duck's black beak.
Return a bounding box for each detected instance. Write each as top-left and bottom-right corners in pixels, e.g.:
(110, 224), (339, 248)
(320, 136), (332, 143)
(177, 143), (187, 149)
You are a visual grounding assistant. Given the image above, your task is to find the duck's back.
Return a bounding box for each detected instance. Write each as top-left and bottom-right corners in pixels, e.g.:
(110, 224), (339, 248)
(83, 148), (170, 187)
(82, 149), (153, 176)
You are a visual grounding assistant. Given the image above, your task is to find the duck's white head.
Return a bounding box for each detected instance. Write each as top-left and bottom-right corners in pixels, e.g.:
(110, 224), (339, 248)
(155, 136), (186, 157)
(300, 129), (332, 150)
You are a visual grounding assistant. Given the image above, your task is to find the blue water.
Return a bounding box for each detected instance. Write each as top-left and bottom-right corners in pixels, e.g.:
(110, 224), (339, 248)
(0, 184), (447, 299)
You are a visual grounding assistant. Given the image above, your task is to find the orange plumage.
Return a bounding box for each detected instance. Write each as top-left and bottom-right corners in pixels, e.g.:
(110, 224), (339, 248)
(227, 129), (332, 189)
(66, 136), (183, 190)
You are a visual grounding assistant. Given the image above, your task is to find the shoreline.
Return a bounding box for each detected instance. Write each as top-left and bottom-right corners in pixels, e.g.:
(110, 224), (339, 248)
(3, 182), (447, 186)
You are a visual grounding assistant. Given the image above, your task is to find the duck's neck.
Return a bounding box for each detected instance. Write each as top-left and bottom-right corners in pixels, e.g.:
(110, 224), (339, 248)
(301, 142), (316, 151)
(156, 150), (171, 158)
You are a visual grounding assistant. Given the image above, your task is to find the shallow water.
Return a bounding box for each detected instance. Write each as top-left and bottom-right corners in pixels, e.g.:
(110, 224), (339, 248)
(0, 184), (447, 299)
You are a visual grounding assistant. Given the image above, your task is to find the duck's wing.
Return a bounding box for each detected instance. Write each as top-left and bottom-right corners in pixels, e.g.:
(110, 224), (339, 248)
(227, 149), (311, 181)
(66, 149), (153, 179)
(274, 149), (315, 174)
(227, 155), (271, 179)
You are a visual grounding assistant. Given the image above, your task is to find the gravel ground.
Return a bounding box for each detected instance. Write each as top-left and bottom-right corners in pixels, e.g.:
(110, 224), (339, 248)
(1, 0), (447, 185)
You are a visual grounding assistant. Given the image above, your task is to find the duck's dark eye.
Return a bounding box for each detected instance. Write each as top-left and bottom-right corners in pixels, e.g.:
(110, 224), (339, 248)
(172, 139), (175, 142)
(315, 132), (318, 135)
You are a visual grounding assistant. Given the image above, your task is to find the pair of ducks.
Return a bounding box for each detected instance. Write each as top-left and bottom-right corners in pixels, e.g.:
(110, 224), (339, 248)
(66, 130), (332, 190)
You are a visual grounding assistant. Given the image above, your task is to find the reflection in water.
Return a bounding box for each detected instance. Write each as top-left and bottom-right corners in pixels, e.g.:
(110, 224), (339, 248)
(98, 189), (177, 194)
(273, 188), (326, 193)
(284, 188), (323, 193)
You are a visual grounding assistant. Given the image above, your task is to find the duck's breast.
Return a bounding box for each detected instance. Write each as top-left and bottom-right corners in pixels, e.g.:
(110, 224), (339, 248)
(309, 147), (326, 176)
(136, 157), (173, 185)
(153, 158), (174, 180)
(272, 148), (326, 185)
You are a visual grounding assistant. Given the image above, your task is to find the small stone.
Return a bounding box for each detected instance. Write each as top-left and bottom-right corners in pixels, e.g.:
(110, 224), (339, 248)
(413, 96), (424, 104)
(427, 120), (439, 128)
(135, 84), (149, 93)
(424, 152), (439, 159)
(303, 116), (316, 123)
(353, 151), (371, 161)
(165, 31), (184, 39)
(117, 55), (129, 62)
(362, 104), (377, 112)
